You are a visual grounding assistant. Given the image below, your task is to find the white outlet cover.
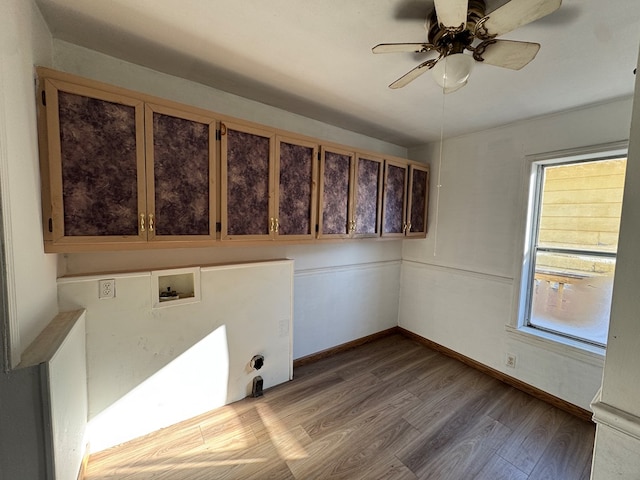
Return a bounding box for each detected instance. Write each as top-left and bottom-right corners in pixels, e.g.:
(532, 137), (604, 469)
(98, 279), (116, 299)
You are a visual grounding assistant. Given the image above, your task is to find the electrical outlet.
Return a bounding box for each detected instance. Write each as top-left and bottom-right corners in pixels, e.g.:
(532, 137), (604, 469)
(98, 279), (116, 299)
(505, 353), (517, 369)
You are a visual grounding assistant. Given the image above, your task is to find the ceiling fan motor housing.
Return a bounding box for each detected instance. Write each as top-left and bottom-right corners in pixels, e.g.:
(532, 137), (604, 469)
(428, 0), (487, 55)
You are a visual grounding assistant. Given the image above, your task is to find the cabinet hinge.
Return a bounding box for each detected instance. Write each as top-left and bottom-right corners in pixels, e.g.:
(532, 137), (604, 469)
(216, 129), (221, 141)
(41, 90), (46, 106)
(48, 218), (53, 233)
(215, 222), (221, 232)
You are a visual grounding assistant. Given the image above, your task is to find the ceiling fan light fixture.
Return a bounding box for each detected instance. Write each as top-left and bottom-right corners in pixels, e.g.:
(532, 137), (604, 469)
(431, 53), (474, 93)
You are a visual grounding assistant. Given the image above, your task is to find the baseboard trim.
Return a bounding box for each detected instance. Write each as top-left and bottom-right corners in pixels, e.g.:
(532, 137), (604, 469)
(293, 327), (399, 368)
(398, 327), (593, 423)
(293, 327), (593, 423)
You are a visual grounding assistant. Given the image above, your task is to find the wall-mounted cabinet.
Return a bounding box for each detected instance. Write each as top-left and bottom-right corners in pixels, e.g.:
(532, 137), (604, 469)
(353, 153), (384, 238)
(39, 70), (217, 251)
(42, 77), (147, 246)
(145, 103), (217, 242)
(381, 160), (430, 237)
(220, 121), (274, 241)
(318, 146), (354, 239)
(37, 68), (429, 252)
(220, 123), (319, 242)
(381, 159), (408, 238)
(317, 148), (384, 239)
(274, 135), (318, 240)
(406, 164), (430, 237)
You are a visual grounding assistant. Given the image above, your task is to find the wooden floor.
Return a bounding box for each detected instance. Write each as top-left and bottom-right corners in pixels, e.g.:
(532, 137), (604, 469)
(85, 334), (595, 479)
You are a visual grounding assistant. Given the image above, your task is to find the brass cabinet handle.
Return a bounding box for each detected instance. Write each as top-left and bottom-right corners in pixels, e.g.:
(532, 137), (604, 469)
(349, 220), (356, 233)
(149, 214), (155, 232)
(140, 213), (146, 232)
(269, 217), (275, 232)
(407, 223), (412, 233)
(274, 218), (279, 233)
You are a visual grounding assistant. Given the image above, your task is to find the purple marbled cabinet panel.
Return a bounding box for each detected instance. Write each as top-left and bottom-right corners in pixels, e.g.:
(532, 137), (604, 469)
(226, 129), (270, 235)
(58, 91), (139, 236)
(410, 168), (428, 233)
(153, 112), (210, 236)
(279, 142), (313, 235)
(355, 158), (381, 234)
(321, 151), (351, 234)
(383, 164), (406, 233)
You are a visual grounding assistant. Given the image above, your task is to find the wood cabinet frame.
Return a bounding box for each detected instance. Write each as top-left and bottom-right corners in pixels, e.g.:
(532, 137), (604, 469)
(36, 68), (430, 252)
(406, 163), (430, 237)
(381, 159), (429, 238)
(42, 77), (147, 247)
(274, 135), (319, 241)
(144, 102), (217, 243)
(352, 153), (384, 239)
(317, 146), (355, 239)
(381, 158), (409, 238)
(220, 120), (275, 241)
(38, 68), (220, 251)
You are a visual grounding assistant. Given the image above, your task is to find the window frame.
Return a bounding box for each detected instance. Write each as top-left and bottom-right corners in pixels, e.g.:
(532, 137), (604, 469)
(511, 141), (628, 357)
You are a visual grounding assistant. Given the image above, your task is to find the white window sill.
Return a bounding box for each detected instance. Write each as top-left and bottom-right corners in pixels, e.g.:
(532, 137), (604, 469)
(505, 324), (605, 367)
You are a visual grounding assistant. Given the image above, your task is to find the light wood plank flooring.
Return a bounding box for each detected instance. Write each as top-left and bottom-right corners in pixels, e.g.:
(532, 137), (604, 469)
(85, 334), (595, 479)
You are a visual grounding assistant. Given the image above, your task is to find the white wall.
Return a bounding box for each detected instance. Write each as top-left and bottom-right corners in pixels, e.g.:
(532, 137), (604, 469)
(0, 0), (58, 366)
(294, 260), (401, 358)
(58, 260), (294, 452)
(401, 97), (633, 410)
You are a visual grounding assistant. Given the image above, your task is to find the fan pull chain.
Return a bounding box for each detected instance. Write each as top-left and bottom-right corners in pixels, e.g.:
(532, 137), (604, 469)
(432, 63), (447, 257)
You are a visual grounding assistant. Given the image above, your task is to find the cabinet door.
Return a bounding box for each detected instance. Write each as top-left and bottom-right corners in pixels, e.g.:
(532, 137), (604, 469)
(406, 164), (430, 237)
(274, 136), (318, 240)
(44, 79), (146, 244)
(318, 147), (354, 239)
(353, 154), (384, 238)
(221, 122), (275, 240)
(381, 159), (408, 238)
(145, 103), (216, 242)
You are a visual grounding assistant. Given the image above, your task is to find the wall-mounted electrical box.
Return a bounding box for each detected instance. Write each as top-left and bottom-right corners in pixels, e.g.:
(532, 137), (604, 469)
(151, 267), (201, 308)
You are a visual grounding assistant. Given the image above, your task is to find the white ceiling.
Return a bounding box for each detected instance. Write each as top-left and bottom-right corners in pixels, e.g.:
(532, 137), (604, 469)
(35, 0), (640, 147)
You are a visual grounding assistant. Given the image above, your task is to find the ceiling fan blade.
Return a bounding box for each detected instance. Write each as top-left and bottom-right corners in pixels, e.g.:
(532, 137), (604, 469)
(475, 40), (540, 70)
(372, 43), (436, 54)
(389, 59), (438, 89)
(434, 0), (468, 29)
(433, 0), (468, 29)
(478, 0), (562, 38)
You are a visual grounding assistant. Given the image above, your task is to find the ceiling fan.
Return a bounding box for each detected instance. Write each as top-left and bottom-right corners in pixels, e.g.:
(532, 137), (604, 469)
(372, 0), (562, 93)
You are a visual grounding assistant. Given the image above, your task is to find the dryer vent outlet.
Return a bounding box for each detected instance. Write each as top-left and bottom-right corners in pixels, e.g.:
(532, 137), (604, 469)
(250, 354), (264, 370)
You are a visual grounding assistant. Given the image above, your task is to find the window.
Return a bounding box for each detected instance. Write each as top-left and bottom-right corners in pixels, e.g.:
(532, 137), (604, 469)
(520, 148), (627, 347)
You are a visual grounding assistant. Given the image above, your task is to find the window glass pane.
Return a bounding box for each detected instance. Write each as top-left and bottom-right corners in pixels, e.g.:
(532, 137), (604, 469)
(537, 158), (626, 253)
(524, 156), (626, 347)
(529, 252), (615, 346)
